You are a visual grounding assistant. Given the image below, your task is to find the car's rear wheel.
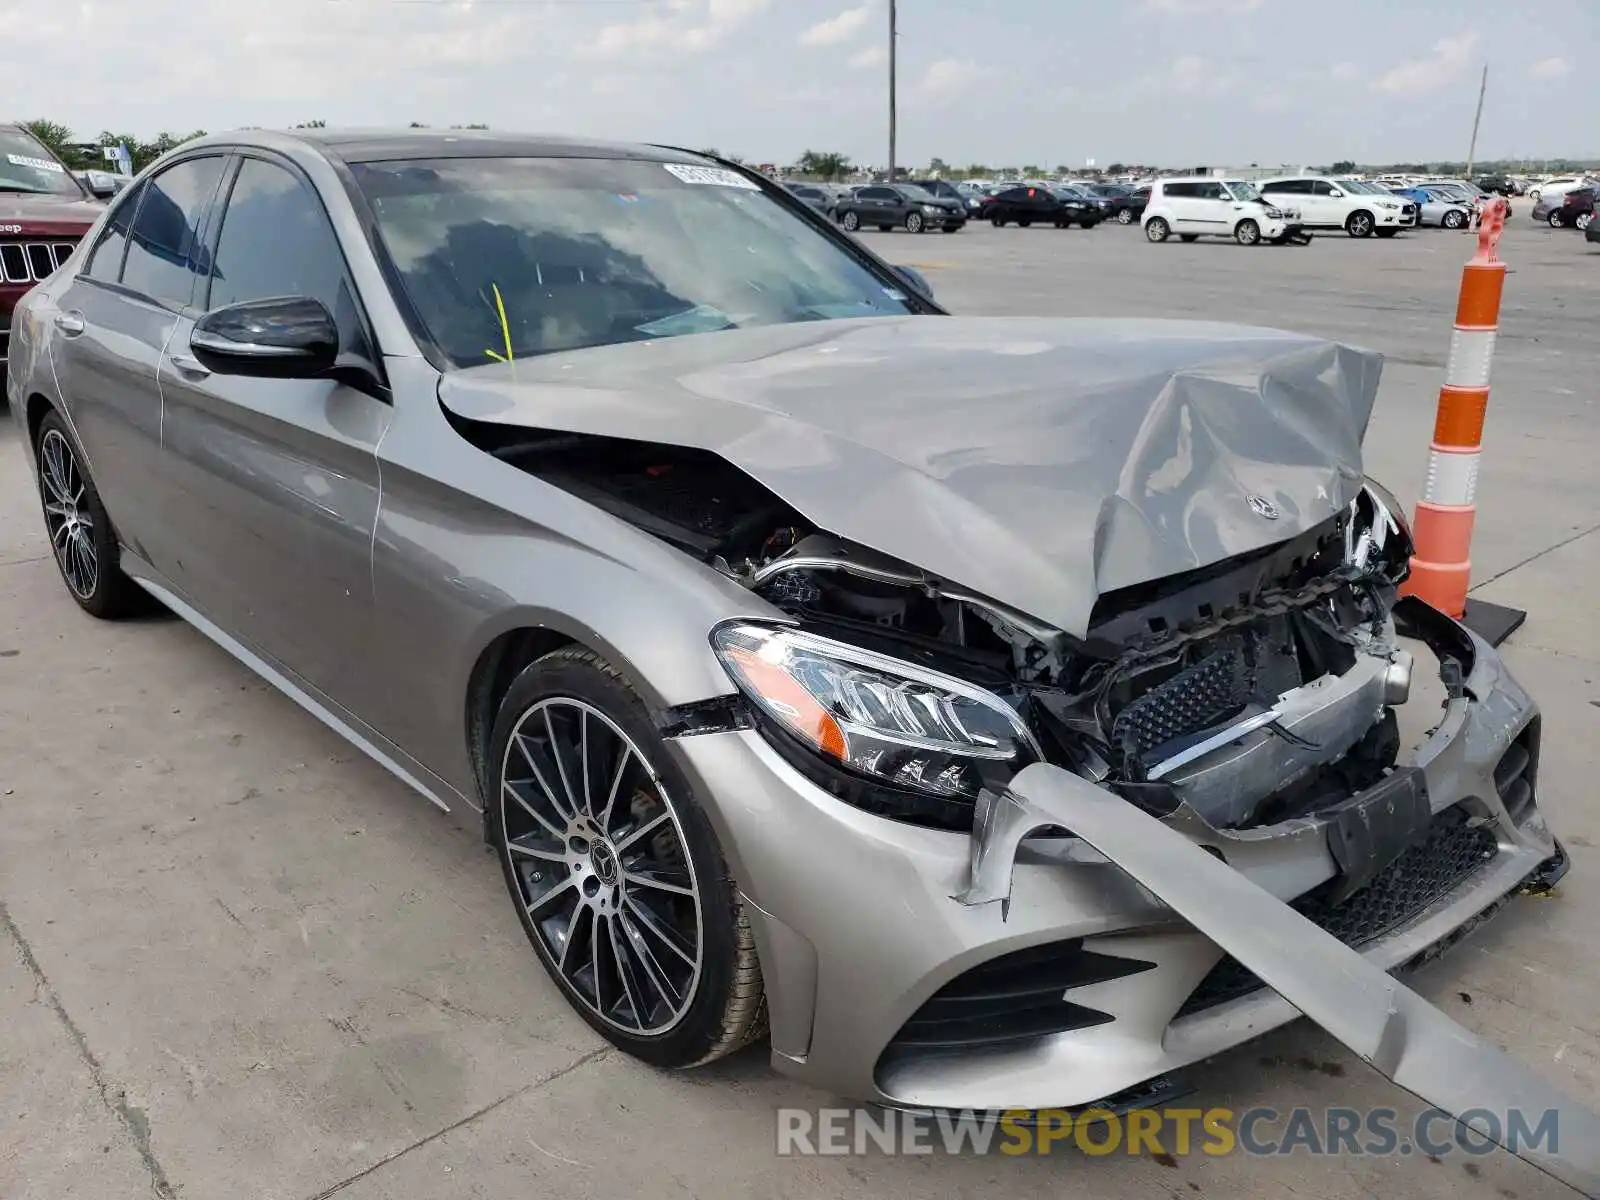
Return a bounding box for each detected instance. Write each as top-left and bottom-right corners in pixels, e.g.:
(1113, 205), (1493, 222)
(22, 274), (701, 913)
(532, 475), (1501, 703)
(1116, 208), (1134, 224)
(1145, 217), (1170, 242)
(1443, 209), (1467, 230)
(491, 648), (766, 1068)
(1234, 219), (1260, 245)
(34, 411), (147, 619)
(904, 211), (924, 233)
(1548, 211), (1566, 228)
(1345, 210), (1374, 238)
(1577, 213), (1594, 231)
(840, 211), (860, 232)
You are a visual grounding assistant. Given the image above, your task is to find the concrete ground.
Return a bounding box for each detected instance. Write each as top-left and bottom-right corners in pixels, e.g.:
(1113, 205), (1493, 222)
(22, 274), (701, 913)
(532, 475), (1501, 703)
(2, 218), (1597, 1200)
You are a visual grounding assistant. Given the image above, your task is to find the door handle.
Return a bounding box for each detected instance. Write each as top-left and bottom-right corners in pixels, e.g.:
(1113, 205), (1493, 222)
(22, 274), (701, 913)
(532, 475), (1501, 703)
(170, 354), (211, 379)
(53, 311), (85, 336)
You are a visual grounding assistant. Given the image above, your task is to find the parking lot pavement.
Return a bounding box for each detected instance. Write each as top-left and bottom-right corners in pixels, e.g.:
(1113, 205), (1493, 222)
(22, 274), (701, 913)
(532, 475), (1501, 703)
(2, 220), (1596, 1200)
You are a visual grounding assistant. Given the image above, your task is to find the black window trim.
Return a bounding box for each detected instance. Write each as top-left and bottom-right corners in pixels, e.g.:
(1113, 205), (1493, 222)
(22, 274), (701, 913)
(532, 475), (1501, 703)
(200, 147), (389, 399)
(78, 152), (233, 314)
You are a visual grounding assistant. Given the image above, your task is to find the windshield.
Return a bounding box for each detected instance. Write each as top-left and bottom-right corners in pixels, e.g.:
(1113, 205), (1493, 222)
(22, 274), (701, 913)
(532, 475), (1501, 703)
(897, 184), (935, 200)
(351, 157), (920, 367)
(1334, 180), (1379, 195)
(1222, 181), (1262, 202)
(0, 129), (84, 197)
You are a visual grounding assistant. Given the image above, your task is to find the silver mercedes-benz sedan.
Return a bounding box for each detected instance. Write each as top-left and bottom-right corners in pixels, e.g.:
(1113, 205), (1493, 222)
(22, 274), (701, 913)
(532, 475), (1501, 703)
(6, 129), (1568, 1114)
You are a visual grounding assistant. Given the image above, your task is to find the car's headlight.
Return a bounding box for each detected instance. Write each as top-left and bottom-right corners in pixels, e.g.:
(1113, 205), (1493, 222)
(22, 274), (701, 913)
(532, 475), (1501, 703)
(1262, 206), (1285, 219)
(1378, 200), (1398, 210)
(922, 204), (941, 214)
(1347, 477), (1413, 584)
(712, 623), (1037, 803)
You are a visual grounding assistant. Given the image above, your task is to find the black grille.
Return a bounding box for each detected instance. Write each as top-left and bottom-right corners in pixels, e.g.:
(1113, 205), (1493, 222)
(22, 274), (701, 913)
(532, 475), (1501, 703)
(0, 239), (78, 285)
(1402, 203), (1417, 216)
(886, 940), (1155, 1053)
(1177, 808), (1498, 1017)
(1111, 642), (1252, 766)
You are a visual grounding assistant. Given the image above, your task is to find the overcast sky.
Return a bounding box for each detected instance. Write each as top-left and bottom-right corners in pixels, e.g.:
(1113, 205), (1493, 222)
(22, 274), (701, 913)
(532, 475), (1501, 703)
(4, 0), (1595, 167)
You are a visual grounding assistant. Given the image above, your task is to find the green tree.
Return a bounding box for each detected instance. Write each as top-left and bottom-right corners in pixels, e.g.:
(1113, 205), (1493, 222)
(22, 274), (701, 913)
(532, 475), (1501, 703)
(964, 162), (990, 177)
(1107, 162), (1127, 175)
(1329, 159), (1356, 174)
(795, 150), (852, 181)
(928, 156), (949, 177)
(294, 119), (327, 129)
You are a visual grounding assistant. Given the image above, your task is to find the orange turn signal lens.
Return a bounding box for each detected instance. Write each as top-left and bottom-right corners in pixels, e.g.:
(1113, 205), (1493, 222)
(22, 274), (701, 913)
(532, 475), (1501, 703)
(721, 644), (848, 760)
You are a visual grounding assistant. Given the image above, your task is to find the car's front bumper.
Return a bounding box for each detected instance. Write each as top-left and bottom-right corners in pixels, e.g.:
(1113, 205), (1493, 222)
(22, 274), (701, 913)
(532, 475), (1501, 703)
(669, 604), (1557, 1110)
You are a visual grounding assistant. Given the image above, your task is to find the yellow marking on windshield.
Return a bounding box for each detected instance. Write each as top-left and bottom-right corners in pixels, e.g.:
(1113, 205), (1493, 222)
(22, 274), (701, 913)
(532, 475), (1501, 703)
(486, 282), (514, 364)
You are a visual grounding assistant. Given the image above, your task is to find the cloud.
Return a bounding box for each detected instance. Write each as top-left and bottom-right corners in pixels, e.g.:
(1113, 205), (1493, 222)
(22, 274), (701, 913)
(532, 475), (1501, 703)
(799, 5), (870, 47)
(1530, 56), (1571, 80)
(1330, 61), (1361, 82)
(1143, 0), (1265, 12)
(848, 45), (887, 69)
(1137, 54), (1232, 96)
(582, 0), (770, 59)
(1369, 31), (1479, 94)
(912, 59), (990, 99)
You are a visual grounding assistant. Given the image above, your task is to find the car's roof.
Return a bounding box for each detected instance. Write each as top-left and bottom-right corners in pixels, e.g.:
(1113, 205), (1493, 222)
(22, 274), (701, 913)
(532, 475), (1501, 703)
(188, 127), (715, 167)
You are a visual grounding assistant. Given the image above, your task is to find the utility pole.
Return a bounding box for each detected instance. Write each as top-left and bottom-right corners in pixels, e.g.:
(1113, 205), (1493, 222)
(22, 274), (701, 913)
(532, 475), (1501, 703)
(1464, 64), (1488, 184)
(887, 0), (897, 183)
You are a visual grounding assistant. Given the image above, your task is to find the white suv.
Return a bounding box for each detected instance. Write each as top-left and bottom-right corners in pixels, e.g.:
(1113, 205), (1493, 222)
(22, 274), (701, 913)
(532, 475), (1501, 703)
(1257, 176), (1415, 238)
(1140, 177), (1306, 246)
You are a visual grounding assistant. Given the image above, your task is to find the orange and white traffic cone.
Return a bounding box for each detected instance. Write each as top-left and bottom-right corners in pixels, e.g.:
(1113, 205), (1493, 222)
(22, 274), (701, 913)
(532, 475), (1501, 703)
(1401, 197), (1524, 644)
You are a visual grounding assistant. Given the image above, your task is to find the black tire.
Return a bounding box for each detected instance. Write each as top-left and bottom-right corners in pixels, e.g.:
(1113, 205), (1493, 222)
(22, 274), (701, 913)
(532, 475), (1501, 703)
(1116, 208), (1134, 224)
(1179, 234), (1199, 242)
(904, 211), (924, 233)
(1548, 211), (1566, 228)
(1145, 217), (1170, 242)
(490, 647), (767, 1069)
(1053, 218), (1065, 228)
(33, 409), (148, 619)
(1345, 210), (1374, 238)
(1017, 218), (1032, 228)
(1374, 228), (1399, 239)
(840, 211), (860, 232)
(1234, 219), (1260, 246)
(1443, 209), (1467, 230)
(992, 215), (1007, 227)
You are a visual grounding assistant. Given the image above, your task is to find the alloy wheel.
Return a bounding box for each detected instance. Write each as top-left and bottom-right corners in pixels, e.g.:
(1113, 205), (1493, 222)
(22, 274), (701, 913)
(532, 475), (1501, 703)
(500, 698), (703, 1035)
(1117, 209), (1134, 224)
(1549, 211), (1565, 228)
(39, 430), (98, 600)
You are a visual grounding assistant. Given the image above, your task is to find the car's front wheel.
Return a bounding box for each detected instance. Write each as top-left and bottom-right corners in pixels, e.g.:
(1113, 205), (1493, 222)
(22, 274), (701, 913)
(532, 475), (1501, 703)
(34, 410), (147, 619)
(1234, 218), (1260, 245)
(840, 211), (860, 231)
(491, 648), (766, 1068)
(1345, 210), (1374, 238)
(1443, 209), (1467, 230)
(1145, 216), (1170, 242)
(1116, 208), (1134, 224)
(1548, 211), (1567, 228)
(904, 211), (924, 233)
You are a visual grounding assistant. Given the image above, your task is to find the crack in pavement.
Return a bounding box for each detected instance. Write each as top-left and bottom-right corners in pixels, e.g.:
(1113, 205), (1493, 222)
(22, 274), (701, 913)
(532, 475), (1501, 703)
(0, 899), (178, 1199)
(1469, 520), (1600, 592)
(304, 1046), (613, 1200)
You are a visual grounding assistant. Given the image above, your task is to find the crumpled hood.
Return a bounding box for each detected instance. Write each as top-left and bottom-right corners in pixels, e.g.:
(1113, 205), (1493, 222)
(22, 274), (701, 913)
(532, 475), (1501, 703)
(439, 316), (1382, 638)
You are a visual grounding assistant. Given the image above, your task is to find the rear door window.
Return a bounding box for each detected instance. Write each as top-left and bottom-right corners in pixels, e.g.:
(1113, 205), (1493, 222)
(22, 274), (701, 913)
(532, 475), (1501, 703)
(119, 156), (229, 307)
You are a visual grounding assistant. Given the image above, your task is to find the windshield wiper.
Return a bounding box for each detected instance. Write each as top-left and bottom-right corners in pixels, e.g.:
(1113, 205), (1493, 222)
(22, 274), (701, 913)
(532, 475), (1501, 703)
(0, 184), (55, 195)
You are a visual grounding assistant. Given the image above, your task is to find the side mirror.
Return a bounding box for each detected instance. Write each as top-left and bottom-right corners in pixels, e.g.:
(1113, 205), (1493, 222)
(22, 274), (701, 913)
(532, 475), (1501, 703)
(85, 177), (118, 199)
(191, 296), (339, 379)
(891, 265), (934, 302)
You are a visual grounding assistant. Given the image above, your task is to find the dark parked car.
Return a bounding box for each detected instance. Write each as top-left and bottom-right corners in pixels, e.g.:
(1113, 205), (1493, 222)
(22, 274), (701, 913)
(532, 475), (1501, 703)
(981, 184), (1100, 228)
(781, 181), (835, 221)
(1532, 187), (1595, 228)
(1052, 183), (1114, 221)
(835, 184), (965, 233)
(1476, 175), (1515, 197)
(907, 178), (983, 218)
(1086, 183), (1146, 225)
(1588, 213), (1600, 244)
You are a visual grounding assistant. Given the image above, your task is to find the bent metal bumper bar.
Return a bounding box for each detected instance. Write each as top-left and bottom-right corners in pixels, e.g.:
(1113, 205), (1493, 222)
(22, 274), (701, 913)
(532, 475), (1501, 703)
(980, 763), (1600, 1196)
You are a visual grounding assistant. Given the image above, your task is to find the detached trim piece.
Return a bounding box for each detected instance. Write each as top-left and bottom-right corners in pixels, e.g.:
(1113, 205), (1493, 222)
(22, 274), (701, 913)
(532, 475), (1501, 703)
(1002, 762), (1600, 1198)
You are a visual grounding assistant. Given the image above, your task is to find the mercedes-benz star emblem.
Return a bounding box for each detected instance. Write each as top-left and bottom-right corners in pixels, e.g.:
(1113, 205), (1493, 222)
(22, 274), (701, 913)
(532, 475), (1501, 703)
(1246, 494), (1280, 520)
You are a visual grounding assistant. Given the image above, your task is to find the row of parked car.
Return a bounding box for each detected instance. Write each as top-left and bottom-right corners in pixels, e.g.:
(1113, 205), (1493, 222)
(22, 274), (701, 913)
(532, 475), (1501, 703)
(779, 178), (1154, 234)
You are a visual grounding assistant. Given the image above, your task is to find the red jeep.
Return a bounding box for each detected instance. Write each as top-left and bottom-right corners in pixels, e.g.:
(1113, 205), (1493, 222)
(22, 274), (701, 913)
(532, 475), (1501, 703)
(2, 124), (106, 378)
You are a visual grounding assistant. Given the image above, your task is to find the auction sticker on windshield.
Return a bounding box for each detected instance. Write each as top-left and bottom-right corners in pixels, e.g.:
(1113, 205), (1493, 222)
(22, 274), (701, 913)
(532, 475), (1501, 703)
(7, 153), (65, 173)
(663, 163), (760, 190)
